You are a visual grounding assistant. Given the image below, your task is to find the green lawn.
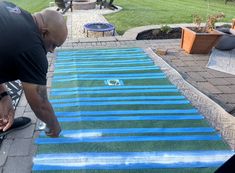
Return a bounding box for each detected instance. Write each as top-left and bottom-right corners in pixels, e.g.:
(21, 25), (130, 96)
(8, 0), (51, 13)
(6, 0), (235, 34)
(105, 0), (235, 34)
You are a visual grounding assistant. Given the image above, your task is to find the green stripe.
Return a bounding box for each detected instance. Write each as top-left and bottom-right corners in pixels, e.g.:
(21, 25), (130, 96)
(36, 140), (228, 153)
(59, 120), (210, 129)
(54, 104), (194, 112)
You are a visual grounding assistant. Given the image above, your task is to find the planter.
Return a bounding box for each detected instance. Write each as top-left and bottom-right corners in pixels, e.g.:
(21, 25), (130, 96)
(180, 27), (223, 54)
(232, 19), (235, 29)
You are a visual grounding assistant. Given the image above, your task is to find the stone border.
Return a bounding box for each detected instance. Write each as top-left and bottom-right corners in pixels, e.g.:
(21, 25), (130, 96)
(145, 47), (235, 150)
(73, 0), (96, 10)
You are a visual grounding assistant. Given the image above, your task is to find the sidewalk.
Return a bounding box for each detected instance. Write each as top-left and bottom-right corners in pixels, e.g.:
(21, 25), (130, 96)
(1, 6), (235, 173)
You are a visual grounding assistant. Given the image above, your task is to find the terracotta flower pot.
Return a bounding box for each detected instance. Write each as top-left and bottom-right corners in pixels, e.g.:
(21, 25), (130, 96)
(180, 27), (223, 54)
(232, 19), (235, 29)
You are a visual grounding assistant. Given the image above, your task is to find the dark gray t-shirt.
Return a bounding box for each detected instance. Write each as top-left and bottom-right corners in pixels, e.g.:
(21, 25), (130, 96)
(0, 1), (48, 85)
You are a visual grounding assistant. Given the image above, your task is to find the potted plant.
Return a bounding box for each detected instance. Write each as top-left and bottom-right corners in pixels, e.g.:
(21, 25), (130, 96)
(181, 12), (225, 54)
(232, 19), (235, 29)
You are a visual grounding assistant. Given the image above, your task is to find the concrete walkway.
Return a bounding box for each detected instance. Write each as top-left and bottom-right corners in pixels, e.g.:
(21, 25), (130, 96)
(1, 5), (235, 173)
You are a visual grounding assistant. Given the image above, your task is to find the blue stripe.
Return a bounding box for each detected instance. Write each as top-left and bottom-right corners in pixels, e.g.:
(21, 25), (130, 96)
(50, 127), (215, 136)
(35, 135), (221, 144)
(33, 163), (222, 170)
(53, 73), (164, 79)
(57, 115), (203, 122)
(51, 85), (177, 92)
(55, 61), (153, 67)
(50, 96), (186, 103)
(58, 47), (142, 52)
(57, 47), (142, 52)
(32, 150), (233, 170)
(55, 109), (199, 116)
(55, 66), (155, 71)
(50, 89), (179, 96)
(56, 55), (149, 62)
(34, 150), (233, 158)
(57, 50), (145, 55)
(32, 162), (224, 170)
(52, 75), (166, 82)
(55, 59), (152, 66)
(57, 53), (147, 59)
(57, 48), (144, 55)
(54, 66), (158, 73)
(53, 100), (190, 107)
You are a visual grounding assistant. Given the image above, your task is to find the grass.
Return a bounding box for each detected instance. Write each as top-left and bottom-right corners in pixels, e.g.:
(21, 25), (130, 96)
(7, 0), (235, 35)
(105, 0), (235, 34)
(8, 0), (51, 13)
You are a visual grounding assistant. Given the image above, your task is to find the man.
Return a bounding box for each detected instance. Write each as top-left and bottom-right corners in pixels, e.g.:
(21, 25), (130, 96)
(0, 1), (68, 137)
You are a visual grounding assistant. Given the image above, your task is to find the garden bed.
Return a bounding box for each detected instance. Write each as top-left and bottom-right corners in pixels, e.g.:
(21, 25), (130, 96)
(136, 25), (231, 40)
(136, 27), (182, 40)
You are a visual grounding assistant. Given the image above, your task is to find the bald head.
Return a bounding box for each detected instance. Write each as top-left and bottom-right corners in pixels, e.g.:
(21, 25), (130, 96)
(40, 9), (67, 40)
(32, 10), (68, 52)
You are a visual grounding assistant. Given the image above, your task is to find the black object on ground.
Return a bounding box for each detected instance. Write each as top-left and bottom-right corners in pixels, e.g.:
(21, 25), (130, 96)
(214, 154), (235, 173)
(0, 117), (31, 137)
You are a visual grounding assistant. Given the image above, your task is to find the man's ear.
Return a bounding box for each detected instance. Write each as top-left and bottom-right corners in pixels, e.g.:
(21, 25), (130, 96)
(41, 28), (49, 38)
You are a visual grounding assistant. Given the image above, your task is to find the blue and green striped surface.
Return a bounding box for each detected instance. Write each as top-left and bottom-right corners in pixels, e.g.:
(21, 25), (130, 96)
(33, 48), (233, 173)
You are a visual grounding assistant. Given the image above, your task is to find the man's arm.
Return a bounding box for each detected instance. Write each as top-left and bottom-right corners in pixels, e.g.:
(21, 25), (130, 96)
(22, 82), (61, 137)
(0, 84), (14, 131)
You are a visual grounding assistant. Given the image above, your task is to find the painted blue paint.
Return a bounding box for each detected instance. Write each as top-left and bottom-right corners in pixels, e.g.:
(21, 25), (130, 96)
(50, 96), (186, 103)
(32, 161), (225, 171)
(53, 73), (164, 79)
(34, 48), (230, 172)
(33, 163), (222, 171)
(55, 61), (153, 67)
(54, 66), (158, 73)
(34, 150), (233, 158)
(32, 161), (227, 171)
(57, 53), (147, 59)
(51, 85), (177, 92)
(52, 100), (190, 108)
(40, 127), (215, 136)
(32, 150), (234, 170)
(35, 135), (221, 144)
(58, 47), (142, 52)
(55, 65), (156, 71)
(50, 89), (179, 96)
(52, 75), (166, 82)
(56, 55), (149, 62)
(55, 109), (199, 116)
(55, 59), (153, 66)
(57, 48), (144, 55)
(57, 115), (203, 122)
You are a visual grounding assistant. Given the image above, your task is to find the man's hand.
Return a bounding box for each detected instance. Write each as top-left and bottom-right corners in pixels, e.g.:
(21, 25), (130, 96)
(45, 118), (61, 137)
(0, 95), (14, 131)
